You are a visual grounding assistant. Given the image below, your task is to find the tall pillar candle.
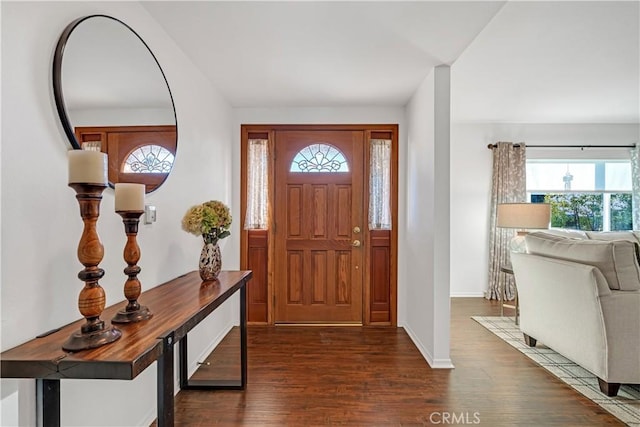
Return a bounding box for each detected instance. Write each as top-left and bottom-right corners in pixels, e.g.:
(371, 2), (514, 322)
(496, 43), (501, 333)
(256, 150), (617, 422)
(115, 183), (145, 212)
(68, 150), (108, 185)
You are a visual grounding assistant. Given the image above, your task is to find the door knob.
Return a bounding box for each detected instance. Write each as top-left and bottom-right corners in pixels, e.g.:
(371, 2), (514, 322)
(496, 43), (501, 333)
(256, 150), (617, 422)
(352, 240), (361, 247)
(353, 226), (361, 234)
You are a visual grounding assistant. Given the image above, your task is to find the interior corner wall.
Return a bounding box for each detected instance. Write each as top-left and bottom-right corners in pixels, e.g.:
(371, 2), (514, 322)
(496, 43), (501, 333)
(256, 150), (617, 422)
(1, 2), (234, 426)
(448, 123), (640, 298)
(403, 66), (453, 368)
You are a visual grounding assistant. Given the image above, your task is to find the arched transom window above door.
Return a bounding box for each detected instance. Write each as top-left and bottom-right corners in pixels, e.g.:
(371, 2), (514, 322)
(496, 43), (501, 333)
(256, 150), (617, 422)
(123, 144), (175, 173)
(290, 143), (349, 173)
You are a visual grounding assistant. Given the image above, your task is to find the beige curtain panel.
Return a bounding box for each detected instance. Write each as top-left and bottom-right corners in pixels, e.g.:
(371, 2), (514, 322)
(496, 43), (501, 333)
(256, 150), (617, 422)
(487, 142), (526, 300)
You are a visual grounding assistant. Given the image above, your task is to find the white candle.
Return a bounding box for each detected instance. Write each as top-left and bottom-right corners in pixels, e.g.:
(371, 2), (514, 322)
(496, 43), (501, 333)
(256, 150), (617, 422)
(115, 183), (145, 212)
(68, 150), (108, 185)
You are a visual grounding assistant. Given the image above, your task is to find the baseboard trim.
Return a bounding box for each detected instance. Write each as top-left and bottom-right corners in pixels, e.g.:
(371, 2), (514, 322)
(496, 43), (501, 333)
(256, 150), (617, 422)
(275, 323), (362, 326)
(139, 407), (156, 427)
(450, 293), (485, 298)
(402, 324), (455, 369)
(430, 358), (456, 369)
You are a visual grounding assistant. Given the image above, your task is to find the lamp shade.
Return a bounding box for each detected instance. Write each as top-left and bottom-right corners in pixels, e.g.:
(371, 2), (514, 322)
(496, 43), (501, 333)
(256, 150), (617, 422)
(497, 203), (550, 229)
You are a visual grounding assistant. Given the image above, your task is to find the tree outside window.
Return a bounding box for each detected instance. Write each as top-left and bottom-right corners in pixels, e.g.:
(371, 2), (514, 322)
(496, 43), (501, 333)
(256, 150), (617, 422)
(531, 193), (631, 231)
(610, 193), (633, 230)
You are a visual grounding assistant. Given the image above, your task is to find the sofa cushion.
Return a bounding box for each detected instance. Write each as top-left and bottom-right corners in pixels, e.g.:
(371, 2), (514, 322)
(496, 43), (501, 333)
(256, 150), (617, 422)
(585, 231), (640, 244)
(544, 228), (588, 239)
(528, 231), (572, 241)
(525, 233), (640, 291)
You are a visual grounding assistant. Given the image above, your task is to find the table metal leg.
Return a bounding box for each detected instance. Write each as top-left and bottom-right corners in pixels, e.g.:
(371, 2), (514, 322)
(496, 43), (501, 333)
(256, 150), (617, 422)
(37, 378), (60, 427)
(240, 284), (247, 388)
(157, 332), (174, 427)
(179, 334), (189, 390)
(500, 275), (505, 317)
(179, 283), (247, 390)
(498, 274), (505, 317)
(515, 291), (520, 326)
(500, 266), (518, 324)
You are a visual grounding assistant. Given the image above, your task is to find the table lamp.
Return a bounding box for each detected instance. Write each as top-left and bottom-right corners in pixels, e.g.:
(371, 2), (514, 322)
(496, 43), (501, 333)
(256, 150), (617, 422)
(497, 203), (551, 252)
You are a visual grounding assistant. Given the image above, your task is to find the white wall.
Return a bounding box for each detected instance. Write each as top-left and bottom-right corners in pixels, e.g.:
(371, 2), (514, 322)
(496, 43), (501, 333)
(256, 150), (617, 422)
(69, 107), (175, 127)
(449, 123), (640, 297)
(1, 2), (236, 426)
(403, 66), (453, 368)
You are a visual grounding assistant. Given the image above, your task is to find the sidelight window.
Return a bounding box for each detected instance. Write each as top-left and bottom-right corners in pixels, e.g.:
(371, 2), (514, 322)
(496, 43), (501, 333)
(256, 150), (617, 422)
(369, 139), (392, 230)
(245, 139), (269, 229)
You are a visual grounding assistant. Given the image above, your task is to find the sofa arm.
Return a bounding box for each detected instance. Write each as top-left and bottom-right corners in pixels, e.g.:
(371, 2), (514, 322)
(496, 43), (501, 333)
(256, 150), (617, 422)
(511, 252), (612, 298)
(599, 291), (640, 383)
(510, 252), (611, 380)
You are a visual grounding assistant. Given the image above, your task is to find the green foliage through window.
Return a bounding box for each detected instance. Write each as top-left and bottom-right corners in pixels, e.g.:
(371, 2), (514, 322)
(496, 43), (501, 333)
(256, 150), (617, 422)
(546, 194), (602, 231)
(531, 193), (632, 231)
(610, 194), (633, 230)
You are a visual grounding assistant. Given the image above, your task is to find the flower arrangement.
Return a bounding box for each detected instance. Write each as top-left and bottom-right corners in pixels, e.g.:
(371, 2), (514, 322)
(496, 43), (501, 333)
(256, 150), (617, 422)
(182, 200), (232, 243)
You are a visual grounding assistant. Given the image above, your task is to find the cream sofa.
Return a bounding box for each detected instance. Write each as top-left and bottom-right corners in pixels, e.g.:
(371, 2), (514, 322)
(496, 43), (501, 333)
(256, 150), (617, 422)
(510, 229), (640, 396)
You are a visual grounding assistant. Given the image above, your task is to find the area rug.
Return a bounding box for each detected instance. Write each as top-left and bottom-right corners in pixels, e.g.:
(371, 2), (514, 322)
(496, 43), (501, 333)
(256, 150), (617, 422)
(472, 316), (640, 426)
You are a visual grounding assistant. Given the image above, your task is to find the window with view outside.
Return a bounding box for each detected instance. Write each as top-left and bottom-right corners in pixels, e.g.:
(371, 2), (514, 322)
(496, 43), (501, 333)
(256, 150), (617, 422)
(527, 160), (632, 231)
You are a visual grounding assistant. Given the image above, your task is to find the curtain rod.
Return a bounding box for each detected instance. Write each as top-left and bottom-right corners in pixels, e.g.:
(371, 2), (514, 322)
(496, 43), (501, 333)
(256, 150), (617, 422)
(487, 143), (637, 149)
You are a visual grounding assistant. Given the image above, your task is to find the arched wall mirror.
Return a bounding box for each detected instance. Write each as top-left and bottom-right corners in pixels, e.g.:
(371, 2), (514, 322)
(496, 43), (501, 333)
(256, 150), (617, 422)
(53, 15), (177, 193)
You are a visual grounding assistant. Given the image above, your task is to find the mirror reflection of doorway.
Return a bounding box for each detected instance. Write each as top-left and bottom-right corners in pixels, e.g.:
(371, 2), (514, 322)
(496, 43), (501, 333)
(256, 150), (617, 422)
(75, 125), (176, 192)
(240, 124), (398, 326)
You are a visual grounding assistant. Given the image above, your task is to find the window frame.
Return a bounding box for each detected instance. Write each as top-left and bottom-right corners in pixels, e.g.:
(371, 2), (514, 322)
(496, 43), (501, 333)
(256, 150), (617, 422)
(526, 158), (633, 231)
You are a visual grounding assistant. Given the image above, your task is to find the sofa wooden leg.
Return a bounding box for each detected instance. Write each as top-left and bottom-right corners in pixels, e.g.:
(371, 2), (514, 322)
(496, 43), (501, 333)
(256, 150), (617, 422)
(523, 333), (537, 347)
(597, 378), (621, 397)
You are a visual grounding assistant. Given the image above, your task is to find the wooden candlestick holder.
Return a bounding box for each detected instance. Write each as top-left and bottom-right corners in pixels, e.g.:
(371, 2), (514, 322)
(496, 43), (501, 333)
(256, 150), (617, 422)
(63, 183), (121, 351)
(112, 211), (152, 323)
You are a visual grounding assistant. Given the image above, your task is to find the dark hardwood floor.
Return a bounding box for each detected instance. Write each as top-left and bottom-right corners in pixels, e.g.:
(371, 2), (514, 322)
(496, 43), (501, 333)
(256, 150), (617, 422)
(164, 298), (623, 426)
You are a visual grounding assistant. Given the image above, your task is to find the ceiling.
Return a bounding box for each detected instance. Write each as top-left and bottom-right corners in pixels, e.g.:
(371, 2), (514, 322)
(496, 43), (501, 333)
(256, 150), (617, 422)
(142, 1), (640, 124)
(451, 1), (640, 124)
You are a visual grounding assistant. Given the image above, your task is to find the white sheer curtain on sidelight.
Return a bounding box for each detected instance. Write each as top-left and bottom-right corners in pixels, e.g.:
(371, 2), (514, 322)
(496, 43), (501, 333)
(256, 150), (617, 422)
(244, 139), (269, 229)
(369, 139), (392, 230)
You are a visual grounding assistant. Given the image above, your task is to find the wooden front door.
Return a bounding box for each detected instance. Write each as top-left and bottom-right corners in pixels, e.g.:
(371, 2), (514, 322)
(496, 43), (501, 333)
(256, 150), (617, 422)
(274, 130), (364, 323)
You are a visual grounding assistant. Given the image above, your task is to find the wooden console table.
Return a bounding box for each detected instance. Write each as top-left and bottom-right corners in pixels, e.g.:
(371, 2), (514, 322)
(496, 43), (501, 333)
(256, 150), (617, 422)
(1, 270), (252, 427)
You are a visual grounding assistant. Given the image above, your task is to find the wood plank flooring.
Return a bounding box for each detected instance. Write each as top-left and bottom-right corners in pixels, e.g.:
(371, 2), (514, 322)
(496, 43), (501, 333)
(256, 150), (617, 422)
(164, 298), (623, 426)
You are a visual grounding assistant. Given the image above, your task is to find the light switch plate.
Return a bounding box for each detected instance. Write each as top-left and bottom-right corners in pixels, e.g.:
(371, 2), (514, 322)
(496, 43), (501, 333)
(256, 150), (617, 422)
(144, 205), (156, 224)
